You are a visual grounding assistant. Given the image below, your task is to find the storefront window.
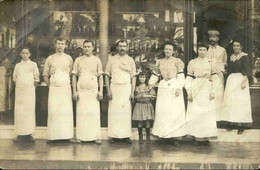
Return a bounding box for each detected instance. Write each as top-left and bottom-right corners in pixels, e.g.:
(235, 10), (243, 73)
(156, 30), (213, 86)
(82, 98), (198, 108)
(194, 0), (259, 86)
(252, 35), (260, 85)
(0, 0), (100, 126)
(51, 11), (100, 58)
(0, 0), (259, 128)
(109, 0), (187, 76)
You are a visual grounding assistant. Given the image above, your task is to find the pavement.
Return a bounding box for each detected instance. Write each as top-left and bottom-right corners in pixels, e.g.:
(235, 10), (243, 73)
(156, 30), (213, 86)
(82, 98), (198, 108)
(0, 139), (259, 169)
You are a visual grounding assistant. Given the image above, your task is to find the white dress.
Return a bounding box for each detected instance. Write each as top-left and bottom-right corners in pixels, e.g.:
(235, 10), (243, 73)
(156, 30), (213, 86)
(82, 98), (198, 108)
(185, 58), (217, 139)
(105, 54), (136, 138)
(43, 53), (74, 140)
(150, 57), (186, 138)
(222, 52), (252, 125)
(72, 55), (103, 141)
(13, 60), (39, 135)
(206, 45), (227, 121)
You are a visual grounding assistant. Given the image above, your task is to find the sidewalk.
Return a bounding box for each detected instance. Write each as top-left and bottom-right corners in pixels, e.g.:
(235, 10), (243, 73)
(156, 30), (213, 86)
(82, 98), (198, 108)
(0, 139), (259, 169)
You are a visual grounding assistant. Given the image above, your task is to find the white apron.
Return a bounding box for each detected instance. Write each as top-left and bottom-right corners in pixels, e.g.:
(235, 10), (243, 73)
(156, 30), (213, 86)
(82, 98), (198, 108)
(152, 78), (186, 138)
(222, 73), (252, 123)
(213, 73), (225, 121)
(15, 86), (36, 135)
(47, 70), (73, 140)
(108, 83), (132, 138)
(76, 73), (101, 141)
(185, 78), (217, 138)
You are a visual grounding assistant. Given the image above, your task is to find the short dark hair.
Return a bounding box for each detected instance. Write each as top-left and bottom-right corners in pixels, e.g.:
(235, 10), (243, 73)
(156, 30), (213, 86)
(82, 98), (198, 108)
(197, 42), (209, 50)
(19, 46), (31, 53)
(116, 39), (128, 47)
(55, 37), (66, 43)
(83, 40), (94, 46)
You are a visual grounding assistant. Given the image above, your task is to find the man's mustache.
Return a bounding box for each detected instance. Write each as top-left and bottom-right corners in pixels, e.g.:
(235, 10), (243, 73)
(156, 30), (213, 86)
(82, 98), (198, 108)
(119, 49), (125, 52)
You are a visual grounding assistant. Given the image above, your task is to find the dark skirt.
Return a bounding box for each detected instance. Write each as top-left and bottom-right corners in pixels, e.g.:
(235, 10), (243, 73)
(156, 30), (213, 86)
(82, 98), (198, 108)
(132, 102), (155, 121)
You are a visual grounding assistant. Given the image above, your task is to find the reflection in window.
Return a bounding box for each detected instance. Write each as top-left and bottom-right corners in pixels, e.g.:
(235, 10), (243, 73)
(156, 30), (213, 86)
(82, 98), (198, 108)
(111, 10), (186, 75)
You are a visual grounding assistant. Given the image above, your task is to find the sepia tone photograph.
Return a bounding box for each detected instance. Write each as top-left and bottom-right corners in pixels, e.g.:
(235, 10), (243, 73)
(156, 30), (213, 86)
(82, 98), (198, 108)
(0, 0), (259, 169)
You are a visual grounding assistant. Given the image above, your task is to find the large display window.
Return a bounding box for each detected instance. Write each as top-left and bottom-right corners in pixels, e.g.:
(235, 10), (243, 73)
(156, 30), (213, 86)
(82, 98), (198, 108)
(0, 0), (259, 128)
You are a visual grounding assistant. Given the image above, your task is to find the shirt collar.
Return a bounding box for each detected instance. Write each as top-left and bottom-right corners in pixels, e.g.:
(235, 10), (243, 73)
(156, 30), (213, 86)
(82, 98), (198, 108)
(115, 54), (128, 59)
(209, 44), (218, 49)
(55, 52), (65, 57)
(21, 59), (31, 64)
(230, 52), (247, 62)
(163, 56), (175, 61)
(83, 54), (93, 58)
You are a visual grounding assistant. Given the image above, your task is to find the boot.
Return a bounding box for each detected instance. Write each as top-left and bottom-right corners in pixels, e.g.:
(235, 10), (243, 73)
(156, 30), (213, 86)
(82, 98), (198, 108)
(238, 128), (244, 135)
(193, 140), (199, 146)
(203, 140), (210, 146)
(126, 138), (132, 144)
(13, 136), (20, 142)
(27, 135), (35, 143)
(173, 139), (180, 147)
(138, 128), (143, 144)
(146, 128), (151, 144)
(110, 138), (115, 144)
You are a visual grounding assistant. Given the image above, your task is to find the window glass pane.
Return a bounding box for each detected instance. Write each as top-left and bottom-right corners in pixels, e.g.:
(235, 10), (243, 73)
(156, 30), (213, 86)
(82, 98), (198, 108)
(109, 0), (185, 73)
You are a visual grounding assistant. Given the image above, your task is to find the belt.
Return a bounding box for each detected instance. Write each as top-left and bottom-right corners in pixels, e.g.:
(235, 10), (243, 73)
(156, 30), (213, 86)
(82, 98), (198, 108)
(136, 100), (151, 104)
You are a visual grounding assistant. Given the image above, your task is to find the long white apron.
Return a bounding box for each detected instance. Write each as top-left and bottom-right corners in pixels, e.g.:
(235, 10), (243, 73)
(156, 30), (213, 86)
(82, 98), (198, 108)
(108, 83), (132, 138)
(185, 78), (217, 138)
(152, 78), (186, 138)
(222, 73), (252, 123)
(14, 66), (36, 136)
(15, 86), (36, 135)
(214, 73), (225, 121)
(76, 73), (101, 141)
(47, 70), (73, 140)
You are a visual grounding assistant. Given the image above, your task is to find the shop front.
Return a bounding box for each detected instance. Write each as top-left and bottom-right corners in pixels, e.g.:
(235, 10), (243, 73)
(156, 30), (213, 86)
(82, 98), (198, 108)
(0, 0), (259, 129)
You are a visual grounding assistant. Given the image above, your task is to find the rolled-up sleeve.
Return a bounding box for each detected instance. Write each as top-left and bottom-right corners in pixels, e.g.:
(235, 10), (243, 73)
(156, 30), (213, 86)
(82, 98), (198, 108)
(68, 56), (73, 74)
(71, 58), (79, 76)
(222, 50), (227, 64)
(13, 65), (18, 82)
(105, 57), (112, 77)
(43, 57), (50, 77)
(33, 63), (40, 82)
(97, 58), (103, 77)
(130, 58), (137, 78)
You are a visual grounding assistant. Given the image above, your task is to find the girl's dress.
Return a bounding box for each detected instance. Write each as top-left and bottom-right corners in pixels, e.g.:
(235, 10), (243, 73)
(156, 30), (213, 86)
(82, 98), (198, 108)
(132, 86), (155, 121)
(221, 52), (252, 127)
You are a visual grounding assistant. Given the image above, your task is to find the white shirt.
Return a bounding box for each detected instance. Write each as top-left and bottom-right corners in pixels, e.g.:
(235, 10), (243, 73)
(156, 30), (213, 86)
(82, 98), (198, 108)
(206, 45), (227, 73)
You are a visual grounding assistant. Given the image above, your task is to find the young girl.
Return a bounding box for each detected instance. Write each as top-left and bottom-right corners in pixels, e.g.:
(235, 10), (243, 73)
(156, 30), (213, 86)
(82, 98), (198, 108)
(132, 70), (156, 144)
(13, 47), (40, 142)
